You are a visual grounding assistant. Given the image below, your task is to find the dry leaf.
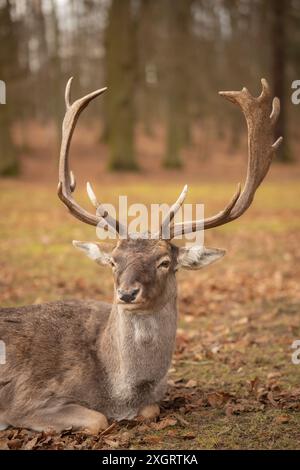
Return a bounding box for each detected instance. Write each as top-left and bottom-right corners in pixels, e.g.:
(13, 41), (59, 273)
(24, 436), (39, 450)
(175, 414), (189, 426)
(103, 438), (120, 448)
(0, 438), (8, 450)
(144, 435), (161, 444)
(207, 392), (231, 408)
(267, 391), (278, 407)
(151, 418), (177, 430)
(267, 372), (281, 380)
(274, 415), (290, 424)
(7, 438), (23, 450)
(185, 379), (197, 388)
(248, 377), (259, 392)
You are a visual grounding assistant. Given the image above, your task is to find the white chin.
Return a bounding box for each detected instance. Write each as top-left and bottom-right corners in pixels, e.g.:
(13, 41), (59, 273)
(118, 303), (150, 313)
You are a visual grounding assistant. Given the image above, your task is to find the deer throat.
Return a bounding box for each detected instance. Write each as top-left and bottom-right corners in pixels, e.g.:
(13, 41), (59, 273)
(106, 300), (178, 403)
(116, 300), (177, 358)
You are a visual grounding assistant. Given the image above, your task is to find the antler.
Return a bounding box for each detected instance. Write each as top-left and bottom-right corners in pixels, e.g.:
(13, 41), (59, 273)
(58, 78), (282, 241)
(158, 185), (188, 239)
(57, 78), (126, 236)
(169, 78), (282, 238)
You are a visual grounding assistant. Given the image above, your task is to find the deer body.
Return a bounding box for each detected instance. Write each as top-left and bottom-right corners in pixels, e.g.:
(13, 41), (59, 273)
(0, 79), (282, 433)
(0, 296), (177, 429)
(0, 240), (180, 432)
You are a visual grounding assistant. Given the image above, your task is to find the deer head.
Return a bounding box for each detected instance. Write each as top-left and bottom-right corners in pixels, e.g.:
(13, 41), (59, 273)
(58, 78), (282, 310)
(72, 238), (224, 310)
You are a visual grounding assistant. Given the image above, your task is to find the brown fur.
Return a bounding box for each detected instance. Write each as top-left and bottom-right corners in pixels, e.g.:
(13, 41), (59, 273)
(0, 238), (223, 433)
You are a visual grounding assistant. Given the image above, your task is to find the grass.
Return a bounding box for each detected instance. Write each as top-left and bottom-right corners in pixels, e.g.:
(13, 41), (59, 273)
(0, 179), (300, 449)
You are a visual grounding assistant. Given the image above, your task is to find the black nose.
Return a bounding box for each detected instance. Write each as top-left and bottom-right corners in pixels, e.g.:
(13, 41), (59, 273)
(118, 287), (140, 303)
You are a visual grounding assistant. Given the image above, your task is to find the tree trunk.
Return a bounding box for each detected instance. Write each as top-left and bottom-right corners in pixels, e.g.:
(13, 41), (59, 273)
(0, 0), (20, 176)
(105, 0), (138, 171)
(163, 0), (192, 168)
(271, 0), (291, 162)
(0, 105), (19, 176)
(48, 0), (64, 156)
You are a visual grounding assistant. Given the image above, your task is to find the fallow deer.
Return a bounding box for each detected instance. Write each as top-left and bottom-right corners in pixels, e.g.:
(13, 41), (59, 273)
(0, 78), (282, 434)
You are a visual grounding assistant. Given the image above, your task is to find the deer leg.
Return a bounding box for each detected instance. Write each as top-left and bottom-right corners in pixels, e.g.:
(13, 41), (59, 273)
(138, 404), (160, 420)
(18, 404), (108, 435)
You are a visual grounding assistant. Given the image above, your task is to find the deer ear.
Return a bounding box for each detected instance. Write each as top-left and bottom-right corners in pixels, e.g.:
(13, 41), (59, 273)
(177, 246), (225, 270)
(72, 241), (112, 265)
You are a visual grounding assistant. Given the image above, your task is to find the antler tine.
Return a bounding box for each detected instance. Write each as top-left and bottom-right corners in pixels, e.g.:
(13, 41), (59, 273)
(70, 170), (76, 192)
(270, 97), (280, 126)
(65, 76), (73, 108)
(158, 185), (188, 239)
(170, 183), (241, 238)
(58, 78), (124, 236)
(86, 182), (126, 236)
(171, 78), (282, 238)
(258, 77), (271, 102)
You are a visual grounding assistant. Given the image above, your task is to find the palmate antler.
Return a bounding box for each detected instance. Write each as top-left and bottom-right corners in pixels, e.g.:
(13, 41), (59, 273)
(165, 78), (282, 238)
(58, 78), (282, 240)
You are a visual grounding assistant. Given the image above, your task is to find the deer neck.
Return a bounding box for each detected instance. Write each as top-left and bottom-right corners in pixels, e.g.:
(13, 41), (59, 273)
(101, 277), (178, 389)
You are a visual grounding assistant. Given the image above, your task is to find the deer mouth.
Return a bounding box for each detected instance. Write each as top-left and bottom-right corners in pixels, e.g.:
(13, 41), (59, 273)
(117, 301), (143, 308)
(117, 300), (151, 312)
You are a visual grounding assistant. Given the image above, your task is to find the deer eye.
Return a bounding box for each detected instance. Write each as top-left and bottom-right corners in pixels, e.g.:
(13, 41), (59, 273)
(157, 259), (171, 269)
(110, 259), (116, 268)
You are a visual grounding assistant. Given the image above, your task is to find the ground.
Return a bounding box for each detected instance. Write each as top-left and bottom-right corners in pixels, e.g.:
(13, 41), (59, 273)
(0, 152), (300, 449)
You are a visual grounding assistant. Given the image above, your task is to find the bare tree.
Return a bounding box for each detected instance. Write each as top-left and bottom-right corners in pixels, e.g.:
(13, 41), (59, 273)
(271, 0), (291, 161)
(0, 0), (298, 176)
(105, 0), (138, 170)
(163, 0), (193, 168)
(0, 0), (20, 176)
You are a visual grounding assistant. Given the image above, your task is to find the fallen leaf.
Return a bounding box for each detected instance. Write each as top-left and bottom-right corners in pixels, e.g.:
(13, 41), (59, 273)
(267, 391), (278, 407)
(274, 415), (290, 424)
(151, 418), (177, 430)
(225, 402), (245, 416)
(7, 438), (23, 450)
(24, 436), (39, 450)
(174, 414), (189, 426)
(248, 377), (259, 392)
(144, 435), (161, 444)
(0, 438), (8, 450)
(181, 432), (196, 440)
(267, 372), (281, 380)
(103, 438), (120, 448)
(207, 392), (231, 408)
(185, 379), (197, 388)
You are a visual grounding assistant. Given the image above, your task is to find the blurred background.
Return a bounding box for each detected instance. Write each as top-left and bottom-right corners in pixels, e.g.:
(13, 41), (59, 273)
(1, 0), (300, 449)
(0, 0), (300, 179)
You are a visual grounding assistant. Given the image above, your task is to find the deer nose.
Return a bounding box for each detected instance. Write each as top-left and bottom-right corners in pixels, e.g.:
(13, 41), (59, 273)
(117, 287), (140, 303)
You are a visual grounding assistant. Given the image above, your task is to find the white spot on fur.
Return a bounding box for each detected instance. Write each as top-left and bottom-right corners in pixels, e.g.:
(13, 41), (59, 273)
(133, 316), (158, 344)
